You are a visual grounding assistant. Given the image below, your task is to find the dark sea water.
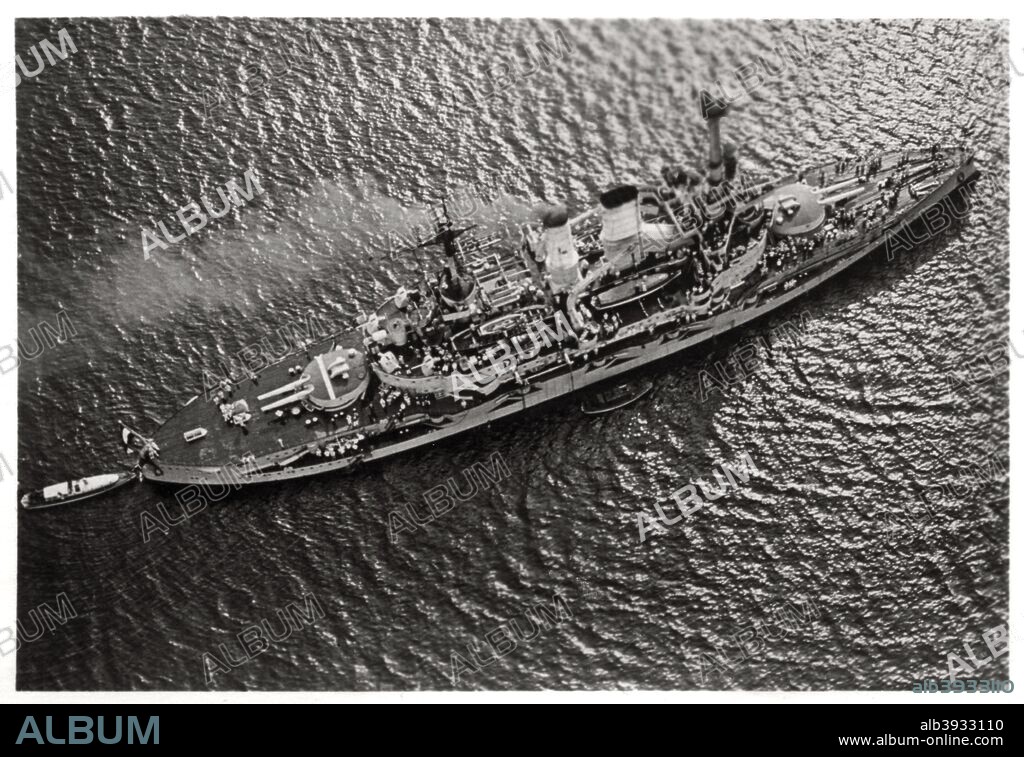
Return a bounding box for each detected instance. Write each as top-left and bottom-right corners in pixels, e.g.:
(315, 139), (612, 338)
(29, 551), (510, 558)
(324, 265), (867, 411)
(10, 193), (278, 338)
(16, 18), (1008, 690)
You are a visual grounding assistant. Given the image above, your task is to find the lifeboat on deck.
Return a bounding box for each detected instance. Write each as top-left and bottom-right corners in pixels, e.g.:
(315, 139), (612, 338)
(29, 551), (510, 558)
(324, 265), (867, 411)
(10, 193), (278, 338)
(591, 270), (681, 311)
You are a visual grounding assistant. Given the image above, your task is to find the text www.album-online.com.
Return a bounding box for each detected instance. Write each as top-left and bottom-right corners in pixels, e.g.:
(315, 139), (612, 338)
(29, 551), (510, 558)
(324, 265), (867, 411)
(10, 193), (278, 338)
(837, 720), (1005, 747)
(837, 735), (1004, 747)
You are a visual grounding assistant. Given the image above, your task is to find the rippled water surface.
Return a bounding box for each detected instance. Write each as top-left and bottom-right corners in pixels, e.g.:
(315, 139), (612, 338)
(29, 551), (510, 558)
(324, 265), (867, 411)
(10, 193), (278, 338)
(16, 18), (1008, 690)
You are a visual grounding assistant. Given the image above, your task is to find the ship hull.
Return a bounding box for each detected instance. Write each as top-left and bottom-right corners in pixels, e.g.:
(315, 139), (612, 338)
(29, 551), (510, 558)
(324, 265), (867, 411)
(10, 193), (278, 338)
(142, 154), (979, 486)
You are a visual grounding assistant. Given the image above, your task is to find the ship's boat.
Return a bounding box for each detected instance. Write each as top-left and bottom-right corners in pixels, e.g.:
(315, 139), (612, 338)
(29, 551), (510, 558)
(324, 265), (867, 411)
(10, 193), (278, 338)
(591, 270), (682, 310)
(20, 471), (136, 510)
(581, 380), (653, 415)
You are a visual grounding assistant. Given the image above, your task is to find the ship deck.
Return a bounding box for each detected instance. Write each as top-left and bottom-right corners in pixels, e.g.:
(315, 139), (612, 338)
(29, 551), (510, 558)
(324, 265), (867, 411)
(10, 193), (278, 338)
(148, 330), (379, 470)
(148, 334), (492, 472)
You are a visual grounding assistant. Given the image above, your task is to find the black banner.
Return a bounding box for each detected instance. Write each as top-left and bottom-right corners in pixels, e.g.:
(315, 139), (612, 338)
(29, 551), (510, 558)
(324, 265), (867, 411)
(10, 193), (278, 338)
(0, 703), (1017, 748)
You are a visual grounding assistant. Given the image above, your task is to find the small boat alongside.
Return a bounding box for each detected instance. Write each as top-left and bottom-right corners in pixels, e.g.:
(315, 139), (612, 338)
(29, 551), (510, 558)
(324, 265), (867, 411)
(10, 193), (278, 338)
(20, 470), (137, 510)
(581, 380), (653, 415)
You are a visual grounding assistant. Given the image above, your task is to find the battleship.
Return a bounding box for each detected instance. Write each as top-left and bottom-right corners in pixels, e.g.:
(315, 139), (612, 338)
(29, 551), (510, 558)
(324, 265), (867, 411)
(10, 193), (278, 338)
(23, 91), (982, 499)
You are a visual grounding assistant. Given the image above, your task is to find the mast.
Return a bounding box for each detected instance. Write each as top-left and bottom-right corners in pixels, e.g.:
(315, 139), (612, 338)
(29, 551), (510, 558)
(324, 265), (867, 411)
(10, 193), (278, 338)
(388, 199), (483, 306)
(423, 200), (478, 302)
(699, 89), (731, 187)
